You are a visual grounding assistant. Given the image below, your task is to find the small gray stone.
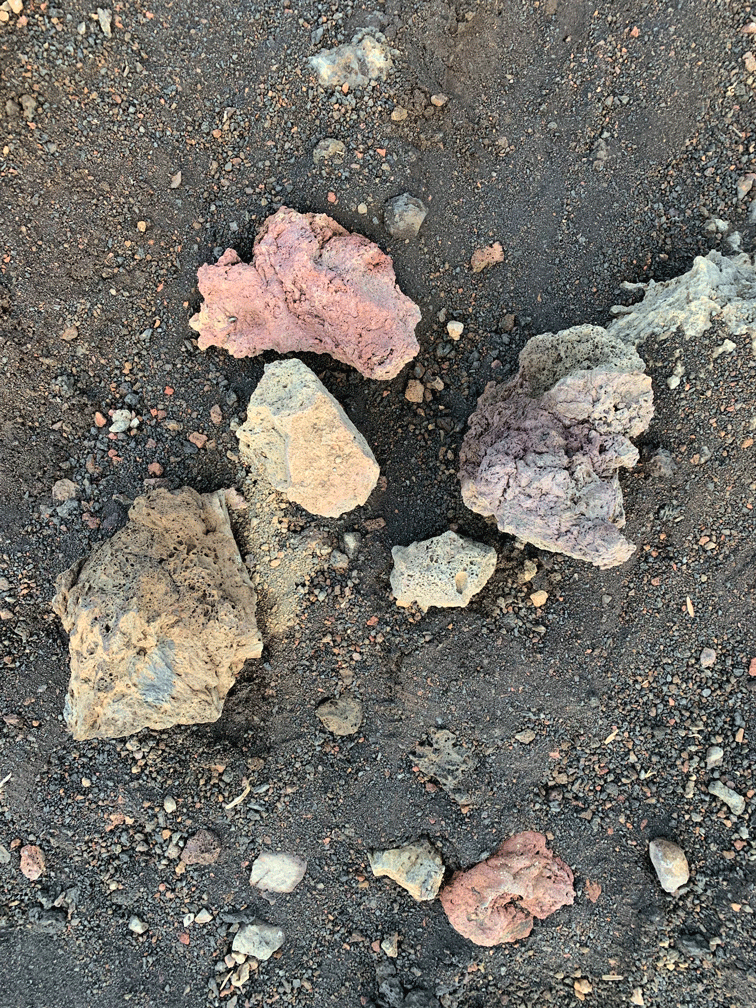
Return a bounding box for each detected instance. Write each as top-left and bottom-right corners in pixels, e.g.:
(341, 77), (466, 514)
(249, 851), (307, 894)
(384, 193), (427, 239)
(330, 550), (349, 572)
(316, 695), (363, 736)
(231, 921), (284, 961)
(649, 839), (689, 894)
(708, 781), (745, 815)
(699, 648), (717, 669)
(341, 531), (362, 558)
(0, 843), (10, 866)
(52, 479), (79, 503)
(705, 745), (724, 769)
(646, 448), (676, 478)
(313, 138), (346, 163)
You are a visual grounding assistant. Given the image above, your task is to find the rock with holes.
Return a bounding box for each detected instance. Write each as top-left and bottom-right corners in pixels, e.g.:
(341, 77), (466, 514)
(52, 487), (262, 740)
(189, 206), (420, 380)
(440, 831), (575, 946)
(369, 839), (445, 902)
(236, 359), (379, 517)
(390, 531), (496, 611)
(459, 325), (654, 569)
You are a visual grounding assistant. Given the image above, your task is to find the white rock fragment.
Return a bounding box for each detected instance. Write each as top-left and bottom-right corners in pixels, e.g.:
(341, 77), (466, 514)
(390, 531), (497, 611)
(699, 648), (717, 668)
(705, 745), (724, 769)
(649, 839), (689, 893)
(249, 852), (308, 894)
(97, 7), (112, 38)
(52, 479), (79, 502)
(232, 921), (285, 961)
(236, 359), (379, 518)
(195, 908), (213, 924)
(369, 839), (445, 901)
(708, 780), (745, 815)
(128, 916), (148, 934)
(308, 31), (393, 89)
(313, 138), (345, 163)
(446, 321), (464, 340)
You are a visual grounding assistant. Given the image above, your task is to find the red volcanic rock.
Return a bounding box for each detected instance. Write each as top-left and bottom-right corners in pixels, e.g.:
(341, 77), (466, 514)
(439, 831), (575, 945)
(189, 207), (421, 380)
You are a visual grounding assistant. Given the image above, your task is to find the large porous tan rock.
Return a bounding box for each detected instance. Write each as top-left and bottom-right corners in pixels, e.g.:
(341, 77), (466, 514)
(369, 839), (445, 901)
(52, 488), (262, 740)
(390, 531), (496, 611)
(189, 206), (420, 380)
(459, 325), (653, 569)
(236, 359), (380, 518)
(440, 831), (575, 946)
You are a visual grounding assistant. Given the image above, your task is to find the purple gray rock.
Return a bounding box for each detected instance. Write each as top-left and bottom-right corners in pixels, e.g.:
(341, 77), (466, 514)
(459, 325), (653, 569)
(384, 193), (427, 239)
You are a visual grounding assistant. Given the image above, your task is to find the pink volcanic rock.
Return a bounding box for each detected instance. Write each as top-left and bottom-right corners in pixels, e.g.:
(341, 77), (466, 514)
(439, 831), (575, 946)
(189, 207), (421, 380)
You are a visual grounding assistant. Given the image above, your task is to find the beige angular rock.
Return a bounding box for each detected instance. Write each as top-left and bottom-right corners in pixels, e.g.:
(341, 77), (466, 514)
(459, 325), (653, 569)
(232, 921), (284, 961)
(250, 851), (308, 894)
(308, 31), (393, 89)
(390, 531), (496, 611)
(369, 839), (444, 901)
(189, 206), (420, 380)
(315, 695), (363, 736)
(52, 487), (262, 740)
(440, 831), (575, 945)
(648, 838), (689, 893)
(236, 359), (379, 518)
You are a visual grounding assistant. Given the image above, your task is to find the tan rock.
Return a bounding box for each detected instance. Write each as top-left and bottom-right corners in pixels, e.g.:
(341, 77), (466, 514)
(189, 206), (420, 380)
(471, 242), (504, 273)
(250, 851), (308, 893)
(52, 487), (262, 740)
(439, 831), (575, 945)
(237, 359), (379, 518)
(404, 379), (424, 403)
(315, 695), (363, 736)
(20, 844), (45, 880)
(369, 839), (444, 901)
(648, 838), (689, 893)
(390, 531), (496, 611)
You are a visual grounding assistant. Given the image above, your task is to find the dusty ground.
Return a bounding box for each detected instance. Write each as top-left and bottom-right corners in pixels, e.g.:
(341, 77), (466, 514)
(1, 1), (755, 1006)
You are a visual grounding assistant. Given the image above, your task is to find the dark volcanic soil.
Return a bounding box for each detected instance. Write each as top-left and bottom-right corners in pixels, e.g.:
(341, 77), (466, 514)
(1, 1), (755, 1007)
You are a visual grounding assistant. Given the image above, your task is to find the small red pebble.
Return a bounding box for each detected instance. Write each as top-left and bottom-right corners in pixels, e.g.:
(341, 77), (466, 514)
(327, 191), (337, 203)
(164, 386), (174, 395)
(749, 658), (756, 677)
(147, 462), (163, 476)
(20, 844), (45, 881)
(94, 412), (107, 427)
(178, 932), (190, 945)
(188, 432), (207, 449)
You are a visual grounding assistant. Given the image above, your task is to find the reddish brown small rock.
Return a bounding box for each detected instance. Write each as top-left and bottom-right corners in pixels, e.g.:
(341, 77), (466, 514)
(180, 829), (221, 866)
(189, 207), (421, 380)
(20, 844), (46, 880)
(439, 831), (574, 945)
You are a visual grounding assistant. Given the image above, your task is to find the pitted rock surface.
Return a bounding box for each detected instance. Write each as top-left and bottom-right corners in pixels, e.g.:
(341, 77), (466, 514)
(459, 324), (653, 569)
(390, 530), (497, 611)
(189, 206), (420, 380)
(236, 358), (379, 518)
(440, 831), (575, 946)
(53, 487), (262, 740)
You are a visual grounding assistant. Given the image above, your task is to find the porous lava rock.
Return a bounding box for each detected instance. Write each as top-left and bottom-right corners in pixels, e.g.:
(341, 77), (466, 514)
(459, 325), (653, 569)
(308, 31), (394, 89)
(189, 206), (420, 380)
(369, 839), (445, 902)
(390, 530), (496, 610)
(439, 831), (575, 946)
(236, 359), (380, 518)
(53, 487), (262, 740)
